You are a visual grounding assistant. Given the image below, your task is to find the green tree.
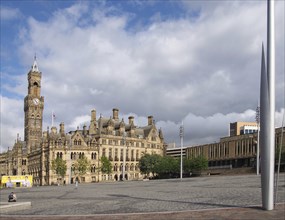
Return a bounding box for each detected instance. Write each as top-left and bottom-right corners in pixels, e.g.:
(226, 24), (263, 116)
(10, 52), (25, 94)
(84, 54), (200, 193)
(275, 143), (285, 164)
(183, 158), (192, 174)
(139, 154), (162, 177)
(100, 156), (112, 175)
(154, 156), (180, 178)
(51, 157), (67, 184)
(188, 156), (208, 176)
(74, 155), (90, 182)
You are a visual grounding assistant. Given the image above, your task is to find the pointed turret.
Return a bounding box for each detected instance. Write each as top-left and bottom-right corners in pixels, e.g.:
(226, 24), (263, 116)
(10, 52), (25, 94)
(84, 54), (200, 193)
(159, 128), (164, 140)
(31, 54), (40, 72)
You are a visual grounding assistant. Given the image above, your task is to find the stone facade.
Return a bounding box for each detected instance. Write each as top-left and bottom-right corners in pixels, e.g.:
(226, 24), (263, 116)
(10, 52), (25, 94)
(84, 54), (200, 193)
(0, 59), (166, 185)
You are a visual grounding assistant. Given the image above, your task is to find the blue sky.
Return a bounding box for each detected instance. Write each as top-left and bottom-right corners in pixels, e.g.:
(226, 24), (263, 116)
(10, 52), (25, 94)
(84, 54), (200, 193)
(0, 0), (284, 151)
(1, 0), (190, 98)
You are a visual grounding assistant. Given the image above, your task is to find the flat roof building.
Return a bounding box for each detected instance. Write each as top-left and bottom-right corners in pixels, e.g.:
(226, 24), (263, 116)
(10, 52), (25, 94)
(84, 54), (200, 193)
(230, 122), (258, 137)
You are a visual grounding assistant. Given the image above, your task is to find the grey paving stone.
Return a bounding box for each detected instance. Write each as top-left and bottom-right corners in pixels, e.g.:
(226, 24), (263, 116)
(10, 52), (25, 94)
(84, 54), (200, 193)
(0, 174), (284, 217)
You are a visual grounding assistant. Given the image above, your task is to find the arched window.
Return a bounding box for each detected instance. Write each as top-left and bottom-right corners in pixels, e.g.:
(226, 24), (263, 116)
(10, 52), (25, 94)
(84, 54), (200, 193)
(91, 165), (96, 173)
(94, 152), (97, 159)
(114, 164), (118, 172)
(71, 165), (75, 172)
(135, 164), (139, 171)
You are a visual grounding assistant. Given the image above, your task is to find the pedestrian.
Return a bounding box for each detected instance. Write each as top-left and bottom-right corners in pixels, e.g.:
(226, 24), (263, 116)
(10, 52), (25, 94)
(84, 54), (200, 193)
(23, 176), (31, 187)
(8, 192), (17, 202)
(6, 177), (13, 188)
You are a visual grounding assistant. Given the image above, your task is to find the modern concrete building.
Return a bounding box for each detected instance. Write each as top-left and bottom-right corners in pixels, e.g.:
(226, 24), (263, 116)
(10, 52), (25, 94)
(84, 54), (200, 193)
(229, 122), (258, 136)
(166, 146), (187, 159)
(184, 125), (284, 170)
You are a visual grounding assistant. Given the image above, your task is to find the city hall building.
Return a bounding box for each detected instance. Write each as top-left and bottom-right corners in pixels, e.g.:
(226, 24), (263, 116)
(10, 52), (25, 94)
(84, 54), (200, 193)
(0, 59), (167, 186)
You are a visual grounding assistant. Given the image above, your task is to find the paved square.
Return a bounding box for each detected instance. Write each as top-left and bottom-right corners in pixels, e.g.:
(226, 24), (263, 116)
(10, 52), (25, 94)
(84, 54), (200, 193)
(0, 174), (284, 216)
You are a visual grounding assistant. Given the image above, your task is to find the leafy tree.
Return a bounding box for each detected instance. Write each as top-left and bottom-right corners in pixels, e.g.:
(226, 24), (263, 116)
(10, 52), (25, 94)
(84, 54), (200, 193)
(139, 154), (162, 177)
(51, 157), (67, 183)
(183, 158), (192, 174)
(73, 155), (90, 181)
(190, 156), (208, 174)
(275, 144), (285, 164)
(154, 156), (180, 178)
(100, 156), (112, 175)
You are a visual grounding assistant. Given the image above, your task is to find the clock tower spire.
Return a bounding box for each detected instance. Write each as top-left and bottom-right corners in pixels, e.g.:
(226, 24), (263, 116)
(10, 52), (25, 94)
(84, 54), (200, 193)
(24, 56), (44, 153)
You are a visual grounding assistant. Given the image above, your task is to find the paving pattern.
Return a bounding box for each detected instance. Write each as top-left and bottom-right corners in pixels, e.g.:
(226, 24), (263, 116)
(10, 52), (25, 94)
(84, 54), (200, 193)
(0, 174), (284, 219)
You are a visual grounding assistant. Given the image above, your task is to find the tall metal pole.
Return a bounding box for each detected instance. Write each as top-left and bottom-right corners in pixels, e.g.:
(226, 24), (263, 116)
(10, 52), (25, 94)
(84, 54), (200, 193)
(69, 135), (72, 184)
(180, 121), (184, 180)
(260, 0), (275, 211)
(122, 132), (126, 181)
(256, 105), (260, 175)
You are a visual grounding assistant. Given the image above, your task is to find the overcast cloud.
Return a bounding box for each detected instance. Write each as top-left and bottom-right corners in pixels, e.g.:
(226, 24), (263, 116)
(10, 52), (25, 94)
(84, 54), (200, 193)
(0, 1), (284, 152)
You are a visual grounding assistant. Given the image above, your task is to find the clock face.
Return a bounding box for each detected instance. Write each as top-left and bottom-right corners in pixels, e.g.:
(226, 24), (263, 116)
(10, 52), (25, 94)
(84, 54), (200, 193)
(33, 98), (39, 105)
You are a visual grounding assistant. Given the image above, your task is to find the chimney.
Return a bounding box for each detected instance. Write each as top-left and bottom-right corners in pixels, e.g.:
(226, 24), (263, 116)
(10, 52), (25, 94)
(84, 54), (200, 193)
(148, 116), (153, 126)
(91, 109), (96, 121)
(113, 108), (119, 121)
(89, 109), (97, 135)
(83, 124), (87, 135)
(128, 116), (134, 125)
(60, 122), (65, 135)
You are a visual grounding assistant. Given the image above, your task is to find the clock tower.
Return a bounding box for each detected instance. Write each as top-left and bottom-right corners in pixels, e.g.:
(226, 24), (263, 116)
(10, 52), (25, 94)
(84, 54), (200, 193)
(24, 56), (44, 153)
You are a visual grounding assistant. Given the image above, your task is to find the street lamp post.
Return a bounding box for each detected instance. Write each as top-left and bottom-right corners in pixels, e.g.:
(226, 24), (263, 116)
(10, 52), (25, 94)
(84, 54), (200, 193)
(180, 121), (184, 180)
(68, 135), (72, 184)
(122, 132), (126, 181)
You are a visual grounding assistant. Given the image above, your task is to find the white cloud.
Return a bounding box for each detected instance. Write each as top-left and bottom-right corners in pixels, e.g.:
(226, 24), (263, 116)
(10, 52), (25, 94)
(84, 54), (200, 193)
(0, 6), (22, 21)
(68, 115), (91, 130)
(0, 96), (24, 151)
(1, 1), (284, 151)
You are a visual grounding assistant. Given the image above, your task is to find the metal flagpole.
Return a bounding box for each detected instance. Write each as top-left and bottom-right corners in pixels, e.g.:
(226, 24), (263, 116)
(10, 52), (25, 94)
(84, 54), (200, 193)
(180, 121), (184, 180)
(260, 0), (275, 211)
(51, 111), (53, 127)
